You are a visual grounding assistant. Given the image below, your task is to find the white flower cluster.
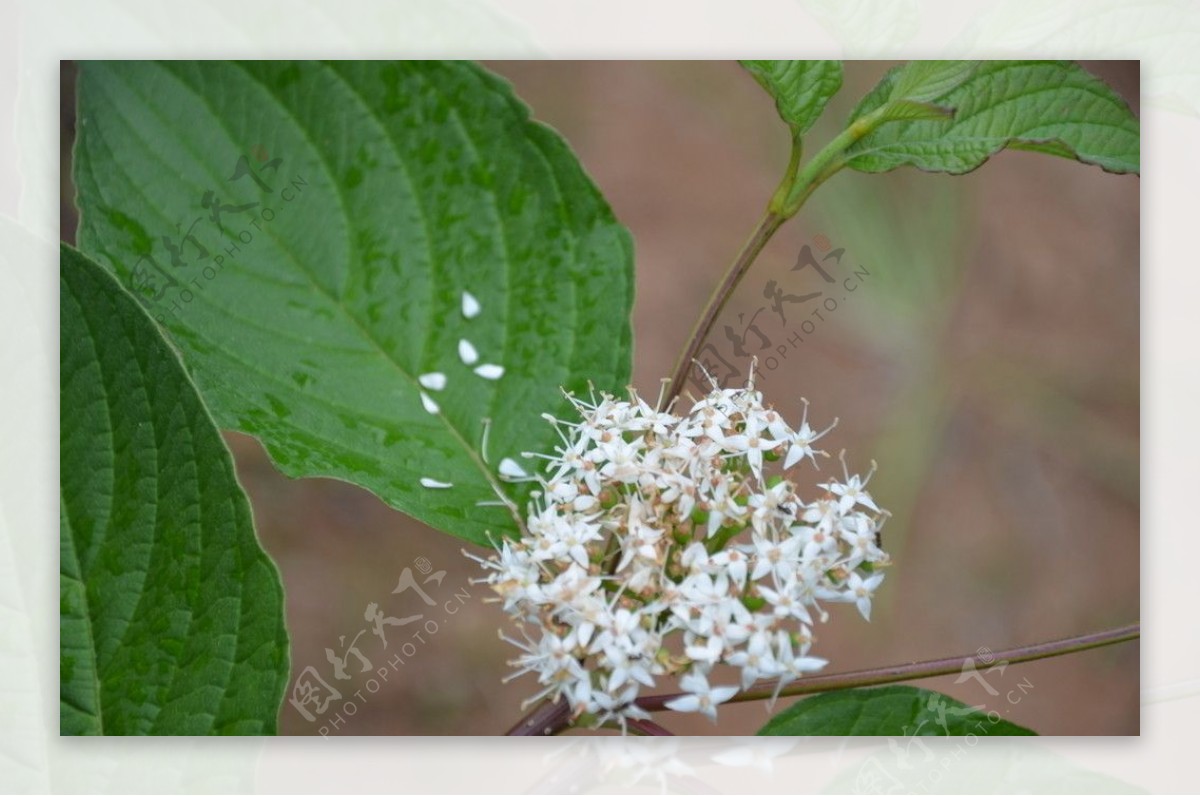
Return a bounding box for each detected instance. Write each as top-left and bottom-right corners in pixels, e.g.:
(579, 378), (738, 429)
(471, 374), (890, 731)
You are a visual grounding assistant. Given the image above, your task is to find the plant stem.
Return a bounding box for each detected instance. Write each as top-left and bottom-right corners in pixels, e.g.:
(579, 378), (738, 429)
(506, 697), (570, 736)
(663, 104), (893, 409)
(665, 212), (785, 406)
(505, 100), (1135, 739)
(637, 623), (1139, 712)
(504, 623), (1137, 736)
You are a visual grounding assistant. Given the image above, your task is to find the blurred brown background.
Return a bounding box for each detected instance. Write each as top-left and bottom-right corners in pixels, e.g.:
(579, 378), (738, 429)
(61, 61), (1139, 735)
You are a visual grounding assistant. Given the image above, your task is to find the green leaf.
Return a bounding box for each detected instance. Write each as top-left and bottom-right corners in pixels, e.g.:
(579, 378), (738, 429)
(741, 60), (843, 136)
(757, 685), (1037, 736)
(888, 60), (979, 103)
(60, 244), (289, 735)
(845, 60), (1139, 175)
(873, 99), (956, 123)
(72, 61), (634, 546)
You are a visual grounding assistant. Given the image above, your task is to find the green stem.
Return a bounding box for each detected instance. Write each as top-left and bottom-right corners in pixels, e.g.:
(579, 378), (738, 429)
(705, 522), (745, 555)
(665, 212), (785, 406)
(665, 105), (892, 407)
(773, 105), (888, 216)
(768, 132), (804, 211)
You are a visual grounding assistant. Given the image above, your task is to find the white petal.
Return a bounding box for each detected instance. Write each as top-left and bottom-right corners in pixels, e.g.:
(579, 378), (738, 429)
(418, 372), (447, 391)
(710, 685), (740, 705)
(420, 391), (439, 415)
(420, 477), (453, 489)
(631, 666), (657, 688)
(663, 694), (702, 714)
(461, 290), (481, 319)
(795, 656), (828, 673)
(474, 363), (505, 380)
(856, 597), (872, 621)
(498, 457), (528, 479)
(783, 443), (805, 469)
(458, 338), (479, 365)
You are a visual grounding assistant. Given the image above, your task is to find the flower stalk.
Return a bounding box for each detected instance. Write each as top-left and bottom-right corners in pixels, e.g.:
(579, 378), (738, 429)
(639, 622), (1140, 711)
(506, 623), (1139, 736)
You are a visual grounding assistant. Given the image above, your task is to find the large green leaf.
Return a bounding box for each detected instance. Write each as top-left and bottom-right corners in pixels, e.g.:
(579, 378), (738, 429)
(887, 60), (979, 103)
(845, 60), (1139, 175)
(758, 685), (1037, 736)
(72, 61), (634, 546)
(60, 244), (289, 735)
(741, 60), (843, 136)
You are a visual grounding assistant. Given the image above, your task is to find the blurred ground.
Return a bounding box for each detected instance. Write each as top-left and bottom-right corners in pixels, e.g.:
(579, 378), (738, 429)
(61, 61), (1139, 736)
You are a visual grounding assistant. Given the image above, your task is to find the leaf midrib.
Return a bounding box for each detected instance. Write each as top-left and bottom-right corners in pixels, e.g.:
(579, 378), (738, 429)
(86, 61), (524, 533)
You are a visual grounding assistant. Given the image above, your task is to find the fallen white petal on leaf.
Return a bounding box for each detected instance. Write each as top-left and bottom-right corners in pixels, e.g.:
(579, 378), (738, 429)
(458, 339), (479, 365)
(420, 477), (453, 489)
(498, 457), (528, 479)
(419, 372), (447, 391)
(474, 363), (505, 380)
(462, 290), (481, 319)
(420, 391), (439, 415)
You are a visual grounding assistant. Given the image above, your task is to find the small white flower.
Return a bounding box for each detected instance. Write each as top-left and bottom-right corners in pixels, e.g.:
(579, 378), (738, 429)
(846, 571), (885, 620)
(710, 547), (749, 588)
(769, 633), (828, 704)
(782, 401), (836, 470)
(828, 474), (879, 512)
(723, 432), (781, 478)
(541, 563), (601, 608)
(748, 480), (795, 531)
(824, 460), (880, 513)
(750, 533), (802, 582)
(758, 580), (815, 626)
(664, 672), (739, 722)
(684, 634), (724, 666)
(726, 631), (777, 690)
